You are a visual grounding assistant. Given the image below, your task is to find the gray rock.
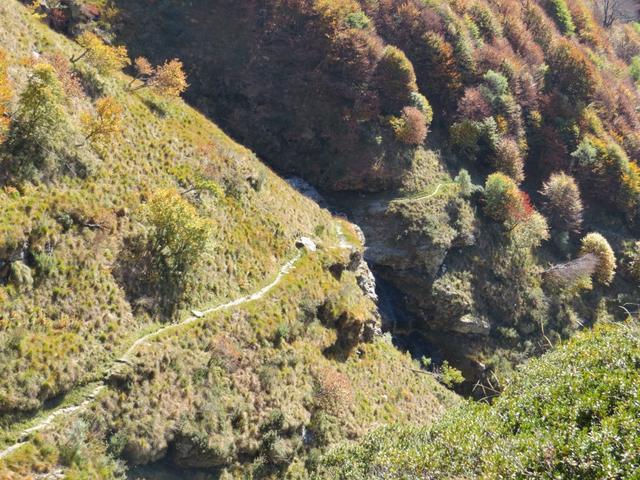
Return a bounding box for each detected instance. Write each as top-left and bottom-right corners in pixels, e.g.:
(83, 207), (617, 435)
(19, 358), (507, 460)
(449, 314), (491, 336)
(286, 177), (328, 207)
(356, 262), (378, 303)
(295, 236), (317, 252)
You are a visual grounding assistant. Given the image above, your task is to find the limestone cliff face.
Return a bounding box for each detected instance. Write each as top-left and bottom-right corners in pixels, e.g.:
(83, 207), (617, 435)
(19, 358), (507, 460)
(341, 190), (485, 336)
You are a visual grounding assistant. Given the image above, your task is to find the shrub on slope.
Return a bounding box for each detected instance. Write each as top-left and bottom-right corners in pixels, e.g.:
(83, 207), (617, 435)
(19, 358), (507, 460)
(317, 320), (640, 479)
(0, 0), (344, 413)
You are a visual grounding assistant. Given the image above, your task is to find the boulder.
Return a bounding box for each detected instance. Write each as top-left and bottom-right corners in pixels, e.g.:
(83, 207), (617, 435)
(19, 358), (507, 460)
(449, 314), (491, 336)
(295, 236), (317, 252)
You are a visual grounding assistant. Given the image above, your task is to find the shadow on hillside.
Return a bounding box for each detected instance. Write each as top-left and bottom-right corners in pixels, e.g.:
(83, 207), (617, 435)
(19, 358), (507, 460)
(112, 0), (258, 151)
(114, 235), (182, 320)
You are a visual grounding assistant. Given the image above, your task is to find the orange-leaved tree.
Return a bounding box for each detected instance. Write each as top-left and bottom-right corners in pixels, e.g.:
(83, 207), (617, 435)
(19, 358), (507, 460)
(131, 59), (188, 97)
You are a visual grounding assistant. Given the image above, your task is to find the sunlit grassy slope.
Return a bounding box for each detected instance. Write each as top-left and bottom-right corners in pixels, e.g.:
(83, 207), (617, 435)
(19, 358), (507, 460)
(0, 2), (456, 477)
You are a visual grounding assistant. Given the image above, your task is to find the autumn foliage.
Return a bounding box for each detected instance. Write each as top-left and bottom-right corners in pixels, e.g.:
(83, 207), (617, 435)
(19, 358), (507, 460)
(493, 137), (524, 185)
(545, 39), (597, 105)
(483, 172), (533, 225)
(314, 367), (354, 417)
(391, 106), (428, 145)
(375, 46), (417, 113)
(73, 31), (130, 74)
(0, 49), (11, 142)
(148, 59), (188, 96)
(540, 173), (583, 233)
(130, 57), (188, 97)
(81, 96), (123, 144)
(579, 232), (616, 285)
(45, 53), (84, 98)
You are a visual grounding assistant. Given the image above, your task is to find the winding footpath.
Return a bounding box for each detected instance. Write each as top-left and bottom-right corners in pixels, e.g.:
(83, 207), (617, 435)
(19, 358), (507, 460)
(392, 182), (449, 204)
(0, 248), (306, 461)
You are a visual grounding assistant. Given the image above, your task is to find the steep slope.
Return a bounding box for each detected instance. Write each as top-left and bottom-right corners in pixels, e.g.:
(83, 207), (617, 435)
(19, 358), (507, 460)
(316, 320), (640, 479)
(104, 0), (640, 389)
(0, 2), (456, 478)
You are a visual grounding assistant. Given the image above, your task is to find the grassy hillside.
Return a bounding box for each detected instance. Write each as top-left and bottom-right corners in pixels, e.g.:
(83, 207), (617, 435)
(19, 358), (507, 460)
(100, 0), (640, 388)
(317, 320), (640, 479)
(0, 1), (456, 478)
(0, 0), (326, 414)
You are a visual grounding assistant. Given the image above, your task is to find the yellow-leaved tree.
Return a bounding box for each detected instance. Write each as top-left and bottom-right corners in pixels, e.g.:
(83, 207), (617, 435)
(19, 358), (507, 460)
(72, 32), (130, 74)
(146, 189), (212, 311)
(0, 48), (11, 142)
(131, 58), (188, 97)
(149, 59), (188, 96)
(580, 232), (616, 285)
(81, 96), (123, 144)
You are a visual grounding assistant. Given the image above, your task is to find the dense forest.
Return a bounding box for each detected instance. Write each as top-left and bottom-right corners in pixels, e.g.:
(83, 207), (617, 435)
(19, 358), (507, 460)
(0, 0), (638, 478)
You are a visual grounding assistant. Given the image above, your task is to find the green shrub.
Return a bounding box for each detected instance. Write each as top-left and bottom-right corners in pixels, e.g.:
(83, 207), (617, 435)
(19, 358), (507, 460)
(2, 63), (70, 181)
(630, 55), (640, 82)
(621, 240), (640, 282)
(545, 0), (576, 35)
(469, 3), (502, 40)
(344, 11), (370, 29)
(439, 361), (464, 388)
(375, 46), (417, 113)
(33, 252), (59, 278)
(480, 70), (509, 102)
(273, 323), (290, 347)
(453, 33), (476, 80)
(72, 63), (107, 98)
(450, 197), (477, 245)
(571, 137), (598, 167)
(509, 211), (550, 249)
(451, 116), (500, 163)
(317, 322), (640, 479)
(454, 169), (476, 197)
(579, 232), (616, 285)
(58, 420), (89, 467)
(9, 261), (33, 290)
(409, 91), (433, 126)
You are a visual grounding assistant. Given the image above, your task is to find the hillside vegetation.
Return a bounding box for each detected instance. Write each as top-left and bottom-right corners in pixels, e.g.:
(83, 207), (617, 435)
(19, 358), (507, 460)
(316, 320), (640, 479)
(0, 1), (456, 478)
(2, 0), (640, 478)
(102, 0), (640, 388)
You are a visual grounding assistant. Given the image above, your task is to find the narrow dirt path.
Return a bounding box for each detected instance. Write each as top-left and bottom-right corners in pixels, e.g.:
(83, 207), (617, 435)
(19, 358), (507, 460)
(120, 251), (302, 361)
(391, 182), (449, 204)
(0, 248), (305, 461)
(335, 223), (354, 250)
